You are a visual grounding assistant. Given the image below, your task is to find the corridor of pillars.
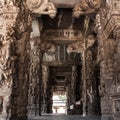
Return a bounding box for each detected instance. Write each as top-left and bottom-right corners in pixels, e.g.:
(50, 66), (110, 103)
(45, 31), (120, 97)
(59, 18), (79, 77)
(0, 1), (120, 120)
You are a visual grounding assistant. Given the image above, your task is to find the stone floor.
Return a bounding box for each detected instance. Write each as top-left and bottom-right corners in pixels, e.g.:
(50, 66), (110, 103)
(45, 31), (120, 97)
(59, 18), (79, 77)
(28, 114), (101, 120)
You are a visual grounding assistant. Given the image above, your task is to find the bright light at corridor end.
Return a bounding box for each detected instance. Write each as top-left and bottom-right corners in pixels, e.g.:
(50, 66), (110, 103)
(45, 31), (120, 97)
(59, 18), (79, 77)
(52, 94), (67, 114)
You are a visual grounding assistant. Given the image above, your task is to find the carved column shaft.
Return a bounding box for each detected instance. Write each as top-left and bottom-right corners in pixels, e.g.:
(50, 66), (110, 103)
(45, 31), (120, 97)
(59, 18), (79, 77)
(42, 65), (49, 113)
(28, 37), (42, 116)
(10, 2), (32, 119)
(71, 66), (77, 104)
(0, 2), (19, 120)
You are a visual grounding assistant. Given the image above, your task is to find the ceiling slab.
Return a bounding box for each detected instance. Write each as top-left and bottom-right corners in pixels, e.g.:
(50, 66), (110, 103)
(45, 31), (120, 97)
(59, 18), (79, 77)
(49, 0), (80, 8)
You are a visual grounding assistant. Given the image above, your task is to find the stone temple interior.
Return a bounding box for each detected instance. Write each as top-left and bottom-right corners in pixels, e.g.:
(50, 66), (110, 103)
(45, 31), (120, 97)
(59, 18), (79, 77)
(0, 0), (120, 120)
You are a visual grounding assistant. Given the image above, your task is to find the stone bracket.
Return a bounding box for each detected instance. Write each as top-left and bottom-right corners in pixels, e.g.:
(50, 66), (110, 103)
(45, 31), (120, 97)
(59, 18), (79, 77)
(26, 0), (57, 18)
(73, 0), (101, 18)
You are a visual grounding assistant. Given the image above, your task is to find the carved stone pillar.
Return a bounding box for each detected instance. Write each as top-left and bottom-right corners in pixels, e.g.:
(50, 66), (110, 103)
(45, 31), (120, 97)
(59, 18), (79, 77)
(71, 66), (77, 104)
(42, 65), (49, 113)
(113, 26), (120, 86)
(86, 50), (95, 115)
(111, 26), (120, 120)
(99, 37), (116, 120)
(10, 1), (32, 120)
(0, 2), (19, 120)
(28, 37), (42, 117)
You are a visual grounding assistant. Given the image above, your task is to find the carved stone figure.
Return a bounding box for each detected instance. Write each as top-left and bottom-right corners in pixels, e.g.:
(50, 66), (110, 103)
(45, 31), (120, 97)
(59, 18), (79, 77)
(42, 42), (56, 62)
(43, 46), (56, 62)
(87, 35), (96, 49)
(99, 81), (106, 97)
(0, 80), (12, 118)
(87, 87), (93, 104)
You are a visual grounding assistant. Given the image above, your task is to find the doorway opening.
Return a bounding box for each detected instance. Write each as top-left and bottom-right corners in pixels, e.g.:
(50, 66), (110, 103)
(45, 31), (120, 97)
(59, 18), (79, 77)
(52, 94), (67, 114)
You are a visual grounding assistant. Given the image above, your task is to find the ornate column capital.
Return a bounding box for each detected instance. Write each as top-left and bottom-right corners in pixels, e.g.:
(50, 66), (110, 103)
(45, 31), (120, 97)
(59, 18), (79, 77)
(73, 0), (101, 18)
(0, 2), (19, 35)
(26, 0), (57, 18)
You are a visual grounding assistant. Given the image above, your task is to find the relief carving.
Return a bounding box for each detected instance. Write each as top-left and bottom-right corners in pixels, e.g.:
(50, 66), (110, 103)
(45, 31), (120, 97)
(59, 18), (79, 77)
(42, 42), (56, 62)
(87, 87), (93, 104)
(99, 81), (106, 97)
(26, 0), (57, 18)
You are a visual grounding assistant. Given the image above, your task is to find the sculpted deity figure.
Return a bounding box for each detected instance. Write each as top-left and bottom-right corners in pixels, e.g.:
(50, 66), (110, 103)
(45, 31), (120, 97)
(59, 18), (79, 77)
(87, 87), (93, 104)
(99, 81), (106, 97)
(42, 42), (56, 62)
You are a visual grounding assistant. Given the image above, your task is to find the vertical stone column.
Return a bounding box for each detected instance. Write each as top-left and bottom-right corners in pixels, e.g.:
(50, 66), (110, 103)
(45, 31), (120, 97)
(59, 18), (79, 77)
(28, 37), (42, 116)
(0, 2), (19, 120)
(66, 76), (71, 112)
(85, 50), (94, 115)
(113, 26), (120, 85)
(98, 37), (116, 120)
(71, 66), (77, 104)
(42, 65), (49, 113)
(10, 1), (32, 120)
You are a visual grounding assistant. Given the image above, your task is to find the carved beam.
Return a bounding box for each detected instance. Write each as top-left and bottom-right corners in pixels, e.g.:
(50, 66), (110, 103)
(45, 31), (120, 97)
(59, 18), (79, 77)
(26, 0), (57, 18)
(73, 0), (101, 18)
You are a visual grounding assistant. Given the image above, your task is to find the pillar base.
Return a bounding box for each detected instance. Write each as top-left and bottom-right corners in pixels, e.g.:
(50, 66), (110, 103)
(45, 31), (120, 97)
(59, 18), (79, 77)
(10, 114), (27, 120)
(0, 114), (9, 120)
(101, 115), (114, 120)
